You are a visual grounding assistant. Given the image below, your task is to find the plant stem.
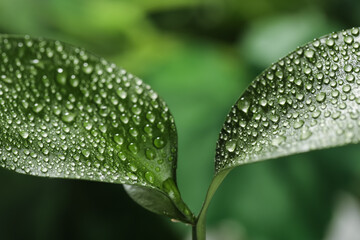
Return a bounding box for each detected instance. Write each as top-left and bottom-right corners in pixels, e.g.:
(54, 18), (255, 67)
(163, 178), (196, 224)
(194, 169), (231, 240)
(192, 224), (198, 240)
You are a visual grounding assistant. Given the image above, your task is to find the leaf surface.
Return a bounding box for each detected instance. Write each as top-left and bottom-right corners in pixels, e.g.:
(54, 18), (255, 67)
(196, 27), (360, 239)
(0, 35), (193, 223)
(216, 27), (360, 173)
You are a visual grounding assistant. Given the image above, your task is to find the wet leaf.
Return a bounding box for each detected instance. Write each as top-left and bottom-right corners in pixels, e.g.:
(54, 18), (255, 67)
(0, 35), (194, 223)
(216, 27), (360, 173)
(197, 27), (360, 240)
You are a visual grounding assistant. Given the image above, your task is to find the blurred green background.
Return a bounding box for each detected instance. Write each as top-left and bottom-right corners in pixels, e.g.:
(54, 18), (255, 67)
(1, 0), (360, 239)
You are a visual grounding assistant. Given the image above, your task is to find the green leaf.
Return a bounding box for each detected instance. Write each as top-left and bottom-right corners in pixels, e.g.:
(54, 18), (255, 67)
(196, 27), (360, 239)
(0, 35), (194, 224)
(216, 27), (360, 173)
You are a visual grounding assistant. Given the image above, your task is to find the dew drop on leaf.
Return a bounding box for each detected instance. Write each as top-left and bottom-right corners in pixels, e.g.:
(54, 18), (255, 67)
(82, 150), (90, 158)
(304, 49), (315, 59)
(32, 103), (44, 113)
(293, 120), (305, 129)
(316, 92), (326, 103)
(300, 129), (313, 140)
(154, 137), (166, 149)
(145, 148), (156, 160)
(19, 131), (29, 139)
(56, 68), (67, 85)
(145, 171), (155, 184)
(128, 143), (138, 154)
(237, 98), (250, 114)
(271, 136), (286, 147)
(62, 112), (76, 123)
(225, 140), (236, 153)
(113, 134), (124, 145)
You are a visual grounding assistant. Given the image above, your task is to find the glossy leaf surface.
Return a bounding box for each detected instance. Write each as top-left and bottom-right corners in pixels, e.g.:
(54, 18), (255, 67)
(216, 27), (360, 173)
(0, 35), (193, 223)
(196, 27), (360, 240)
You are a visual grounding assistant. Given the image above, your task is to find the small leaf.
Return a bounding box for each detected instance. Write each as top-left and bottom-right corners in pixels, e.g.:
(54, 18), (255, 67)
(124, 178), (194, 223)
(216, 27), (360, 173)
(0, 35), (194, 223)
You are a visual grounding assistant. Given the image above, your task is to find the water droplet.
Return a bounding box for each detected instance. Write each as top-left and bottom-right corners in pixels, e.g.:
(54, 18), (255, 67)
(344, 35), (354, 44)
(260, 99), (268, 107)
(82, 63), (93, 74)
(326, 39), (334, 47)
(316, 92), (326, 103)
(62, 112), (76, 123)
(269, 114), (280, 123)
(83, 122), (93, 130)
(332, 111), (341, 120)
(129, 128), (138, 137)
(99, 124), (107, 133)
(237, 98), (250, 114)
(116, 88), (127, 99)
(343, 84), (351, 93)
(271, 136), (286, 146)
(146, 111), (156, 123)
(153, 137), (166, 149)
(33, 103), (44, 113)
(145, 171), (155, 184)
(113, 134), (124, 145)
(1, 75), (12, 84)
(96, 154), (104, 161)
(118, 152), (126, 161)
(70, 76), (79, 87)
(304, 49), (315, 59)
(128, 143), (138, 154)
(129, 163), (137, 172)
(344, 64), (353, 73)
(82, 150), (90, 158)
(300, 129), (312, 140)
(293, 120), (304, 129)
(225, 140), (236, 152)
(346, 74), (355, 82)
(312, 110), (321, 119)
(56, 68), (66, 85)
(145, 148), (156, 160)
(131, 105), (141, 115)
(20, 131), (29, 139)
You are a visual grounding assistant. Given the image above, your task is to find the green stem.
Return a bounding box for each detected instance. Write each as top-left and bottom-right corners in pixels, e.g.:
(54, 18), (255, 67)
(162, 178), (196, 224)
(192, 224), (198, 240)
(194, 169), (231, 240)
